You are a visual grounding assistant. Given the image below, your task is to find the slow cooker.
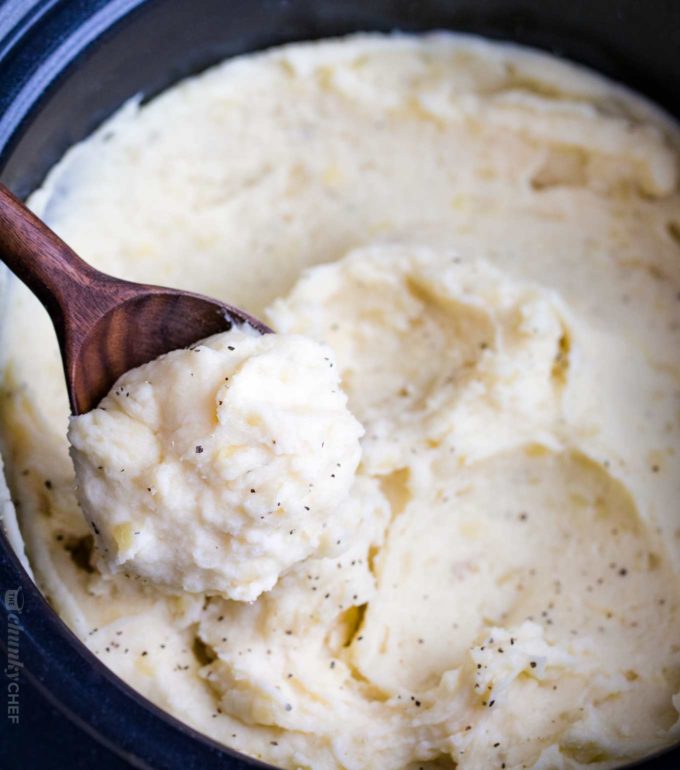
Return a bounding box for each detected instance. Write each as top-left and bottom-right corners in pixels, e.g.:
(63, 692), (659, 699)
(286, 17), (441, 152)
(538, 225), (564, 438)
(0, 1), (679, 768)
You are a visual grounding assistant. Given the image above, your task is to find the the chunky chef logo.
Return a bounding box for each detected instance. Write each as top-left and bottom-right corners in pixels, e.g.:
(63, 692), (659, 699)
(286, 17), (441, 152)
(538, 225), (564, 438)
(3, 586), (23, 724)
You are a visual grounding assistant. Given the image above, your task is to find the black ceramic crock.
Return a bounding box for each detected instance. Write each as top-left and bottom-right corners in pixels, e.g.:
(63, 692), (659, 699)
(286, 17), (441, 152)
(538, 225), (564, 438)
(0, 1), (679, 768)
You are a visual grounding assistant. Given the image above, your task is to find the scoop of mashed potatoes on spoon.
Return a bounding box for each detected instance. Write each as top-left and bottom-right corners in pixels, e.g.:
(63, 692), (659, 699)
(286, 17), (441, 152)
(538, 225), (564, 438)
(68, 326), (363, 601)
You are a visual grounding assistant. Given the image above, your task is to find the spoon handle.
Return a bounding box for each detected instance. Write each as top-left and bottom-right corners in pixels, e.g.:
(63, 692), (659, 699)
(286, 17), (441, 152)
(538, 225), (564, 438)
(0, 183), (104, 333)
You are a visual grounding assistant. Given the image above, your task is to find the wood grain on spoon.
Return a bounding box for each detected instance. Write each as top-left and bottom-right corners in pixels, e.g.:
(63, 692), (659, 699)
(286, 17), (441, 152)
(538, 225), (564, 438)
(0, 183), (271, 415)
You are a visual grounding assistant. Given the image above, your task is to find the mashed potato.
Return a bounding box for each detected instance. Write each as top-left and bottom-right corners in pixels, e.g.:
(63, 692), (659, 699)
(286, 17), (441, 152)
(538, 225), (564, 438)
(68, 328), (362, 600)
(1, 33), (680, 770)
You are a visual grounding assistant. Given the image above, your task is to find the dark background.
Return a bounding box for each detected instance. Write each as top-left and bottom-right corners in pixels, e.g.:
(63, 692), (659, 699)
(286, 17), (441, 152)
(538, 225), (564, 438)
(0, 676), (130, 768)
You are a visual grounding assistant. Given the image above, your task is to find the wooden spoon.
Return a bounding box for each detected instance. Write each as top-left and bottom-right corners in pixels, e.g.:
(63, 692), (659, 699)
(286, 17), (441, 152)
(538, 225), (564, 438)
(0, 183), (271, 414)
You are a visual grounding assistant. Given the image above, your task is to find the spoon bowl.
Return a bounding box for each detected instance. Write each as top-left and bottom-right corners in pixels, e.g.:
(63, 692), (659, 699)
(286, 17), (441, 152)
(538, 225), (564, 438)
(0, 183), (271, 414)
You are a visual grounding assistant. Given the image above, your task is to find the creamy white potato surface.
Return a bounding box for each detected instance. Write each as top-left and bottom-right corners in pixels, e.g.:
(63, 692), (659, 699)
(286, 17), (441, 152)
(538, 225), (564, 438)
(1, 33), (680, 770)
(68, 327), (362, 601)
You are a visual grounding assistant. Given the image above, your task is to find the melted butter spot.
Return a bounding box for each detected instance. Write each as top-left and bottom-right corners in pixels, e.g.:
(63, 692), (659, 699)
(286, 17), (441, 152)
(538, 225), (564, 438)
(112, 522), (134, 552)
